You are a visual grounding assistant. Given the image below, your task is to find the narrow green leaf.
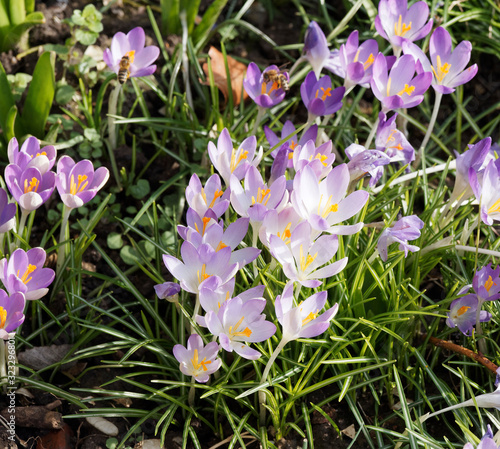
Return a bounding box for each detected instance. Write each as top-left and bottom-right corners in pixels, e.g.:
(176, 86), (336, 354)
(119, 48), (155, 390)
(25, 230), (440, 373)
(20, 51), (55, 138)
(0, 59), (16, 137)
(160, 0), (180, 35)
(192, 0), (228, 43)
(5, 104), (17, 142)
(8, 0), (25, 25)
(24, 0), (34, 14)
(185, 0), (201, 34)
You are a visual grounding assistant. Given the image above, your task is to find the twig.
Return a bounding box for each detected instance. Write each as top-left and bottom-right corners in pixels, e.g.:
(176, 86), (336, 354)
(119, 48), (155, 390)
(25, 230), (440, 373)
(426, 335), (499, 375)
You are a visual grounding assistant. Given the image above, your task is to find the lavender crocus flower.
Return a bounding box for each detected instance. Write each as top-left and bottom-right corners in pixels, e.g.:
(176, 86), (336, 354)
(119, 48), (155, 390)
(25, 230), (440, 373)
(56, 156), (109, 209)
(451, 137), (492, 205)
(207, 128), (262, 187)
(377, 215), (424, 261)
(275, 282), (338, 342)
(345, 143), (391, 187)
(103, 27), (160, 80)
(446, 294), (491, 336)
(177, 208), (218, 240)
(230, 167), (287, 227)
(0, 291), (25, 339)
(0, 248), (55, 300)
(403, 27), (478, 94)
(8, 136), (56, 174)
(375, 0), (433, 53)
(376, 112), (415, 166)
(5, 165), (55, 213)
(154, 281), (181, 300)
(291, 164), (369, 235)
(329, 30), (379, 89)
(473, 264), (500, 302)
(301, 72), (345, 120)
(259, 206), (303, 249)
(463, 426), (499, 449)
(264, 121), (318, 168)
(185, 173), (229, 219)
(370, 54), (432, 112)
(302, 21), (338, 77)
(162, 241), (238, 294)
(269, 221), (347, 288)
(0, 188), (16, 234)
(173, 334), (221, 383)
(470, 158), (500, 226)
(293, 139), (336, 180)
(205, 296), (276, 360)
(243, 63), (288, 108)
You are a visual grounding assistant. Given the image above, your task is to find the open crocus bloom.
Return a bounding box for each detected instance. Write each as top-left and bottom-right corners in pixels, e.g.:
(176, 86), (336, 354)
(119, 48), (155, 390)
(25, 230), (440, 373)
(56, 156), (110, 209)
(0, 290), (25, 339)
(243, 63), (288, 109)
(445, 294), (491, 336)
(8, 136), (56, 174)
(173, 334), (221, 383)
(103, 26), (160, 79)
(0, 248), (55, 300)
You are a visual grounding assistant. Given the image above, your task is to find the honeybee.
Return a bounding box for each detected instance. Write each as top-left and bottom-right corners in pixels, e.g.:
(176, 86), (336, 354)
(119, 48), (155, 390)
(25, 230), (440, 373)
(118, 53), (132, 84)
(263, 67), (289, 91)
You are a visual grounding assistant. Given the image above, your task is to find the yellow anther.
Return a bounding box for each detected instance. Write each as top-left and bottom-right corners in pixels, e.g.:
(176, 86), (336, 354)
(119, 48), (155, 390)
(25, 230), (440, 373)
(485, 275), (497, 293)
(0, 306), (6, 329)
(394, 14), (412, 37)
(397, 84), (415, 97)
(24, 177), (39, 194)
(125, 50), (135, 63)
(364, 53), (375, 70)
(201, 188), (224, 209)
(277, 222), (292, 245)
(191, 349), (212, 373)
(299, 245), (318, 272)
(302, 310), (318, 326)
(488, 198), (500, 215)
(457, 305), (470, 317)
(315, 87), (332, 101)
(216, 241), (227, 252)
(431, 55), (451, 84)
(228, 316), (252, 339)
(70, 174), (89, 195)
(230, 148), (249, 173)
(31, 151), (47, 159)
(17, 264), (36, 284)
(386, 77), (392, 97)
(197, 264), (210, 284)
(251, 187), (271, 205)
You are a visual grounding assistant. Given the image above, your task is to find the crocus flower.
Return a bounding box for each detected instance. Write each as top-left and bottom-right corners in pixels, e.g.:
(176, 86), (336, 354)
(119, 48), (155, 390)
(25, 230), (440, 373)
(243, 63), (288, 108)
(4, 165), (55, 213)
(205, 296), (276, 360)
(275, 282), (338, 342)
(473, 264), (500, 302)
(0, 248), (55, 300)
(446, 294), (491, 336)
(230, 166), (287, 227)
(463, 426), (499, 449)
(0, 291), (25, 339)
(162, 241), (238, 294)
(329, 30), (379, 89)
(375, 0), (433, 53)
(0, 188), (16, 234)
(302, 21), (338, 77)
(300, 72), (345, 121)
(185, 173), (229, 219)
(293, 139), (336, 180)
(291, 164), (369, 235)
(269, 221), (347, 288)
(424, 384), (500, 421)
(345, 144), (391, 187)
(8, 136), (56, 174)
(450, 137), (492, 205)
(103, 26), (160, 80)
(264, 121), (318, 168)
(470, 158), (500, 226)
(207, 128), (262, 187)
(375, 112), (415, 167)
(377, 215), (424, 261)
(370, 54), (432, 112)
(177, 208), (218, 241)
(403, 27), (478, 94)
(172, 334), (221, 383)
(56, 156), (110, 209)
(154, 281), (181, 300)
(259, 206), (304, 249)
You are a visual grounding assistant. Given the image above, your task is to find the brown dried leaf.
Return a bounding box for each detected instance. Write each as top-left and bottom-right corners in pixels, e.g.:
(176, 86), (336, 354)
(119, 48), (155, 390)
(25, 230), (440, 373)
(36, 423), (72, 449)
(202, 46), (248, 106)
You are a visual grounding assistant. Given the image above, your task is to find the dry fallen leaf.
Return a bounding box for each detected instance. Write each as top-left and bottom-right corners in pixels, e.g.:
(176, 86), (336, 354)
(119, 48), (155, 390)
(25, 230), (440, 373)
(202, 46), (248, 106)
(36, 423), (73, 449)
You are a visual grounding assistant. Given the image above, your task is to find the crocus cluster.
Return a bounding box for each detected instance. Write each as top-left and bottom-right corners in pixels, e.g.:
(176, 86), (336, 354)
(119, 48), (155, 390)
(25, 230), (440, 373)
(446, 263), (500, 335)
(0, 136), (109, 339)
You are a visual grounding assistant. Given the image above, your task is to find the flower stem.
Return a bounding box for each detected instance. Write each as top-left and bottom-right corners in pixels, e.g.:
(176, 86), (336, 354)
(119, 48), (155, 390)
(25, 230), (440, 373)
(259, 337), (289, 425)
(414, 92), (443, 169)
(364, 116), (380, 149)
(252, 107), (266, 136)
(107, 83), (123, 191)
(0, 340), (6, 391)
(191, 293), (200, 334)
(56, 205), (72, 275)
(188, 378), (196, 407)
(455, 245), (500, 259)
(16, 209), (29, 248)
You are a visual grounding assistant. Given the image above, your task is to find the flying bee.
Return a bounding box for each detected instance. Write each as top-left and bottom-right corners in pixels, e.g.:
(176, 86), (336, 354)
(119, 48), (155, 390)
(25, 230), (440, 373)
(118, 53), (133, 84)
(263, 66), (290, 91)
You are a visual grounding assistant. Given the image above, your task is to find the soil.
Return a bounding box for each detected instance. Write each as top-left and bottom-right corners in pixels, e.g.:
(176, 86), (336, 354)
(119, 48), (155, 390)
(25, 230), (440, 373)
(0, 1), (498, 449)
